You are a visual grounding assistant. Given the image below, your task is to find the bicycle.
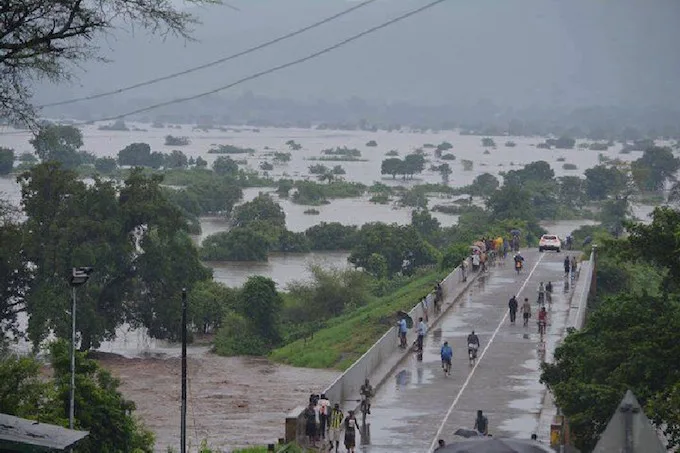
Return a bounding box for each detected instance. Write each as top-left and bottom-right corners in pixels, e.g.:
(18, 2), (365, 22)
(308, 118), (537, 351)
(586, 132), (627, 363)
(360, 395), (369, 425)
(468, 344), (478, 365)
(538, 320), (546, 338)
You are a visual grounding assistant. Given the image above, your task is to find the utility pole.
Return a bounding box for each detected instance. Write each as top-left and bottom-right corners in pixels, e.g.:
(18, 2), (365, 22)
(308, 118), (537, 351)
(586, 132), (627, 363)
(181, 288), (187, 453)
(70, 286), (76, 430)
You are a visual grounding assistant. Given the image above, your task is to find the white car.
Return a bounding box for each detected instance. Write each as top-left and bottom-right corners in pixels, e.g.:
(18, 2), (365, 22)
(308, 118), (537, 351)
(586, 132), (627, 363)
(538, 234), (561, 252)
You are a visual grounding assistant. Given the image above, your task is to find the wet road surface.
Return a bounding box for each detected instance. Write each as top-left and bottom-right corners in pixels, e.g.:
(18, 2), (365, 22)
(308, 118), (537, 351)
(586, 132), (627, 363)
(357, 250), (578, 452)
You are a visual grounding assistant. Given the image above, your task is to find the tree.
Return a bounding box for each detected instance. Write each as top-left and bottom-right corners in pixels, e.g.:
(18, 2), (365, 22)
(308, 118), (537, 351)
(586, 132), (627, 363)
(165, 150), (188, 169)
(200, 229), (270, 261)
(304, 222), (358, 250)
(403, 153), (426, 178)
(49, 341), (155, 452)
(0, 200), (32, 340)
(438, 163), (452, 183)
(117, 143), (151, 167)
(468, 173), (500, 198)
(331, 165), (346, 175)
(94, 157), (117, 174)
(1, 0), (206, 124)
(626, 207), (680, 292)
(231, 193), (286, 230)
(349, 223), (439, 276)
(541, 292), (680, 451)
(0, 147), (14, 174)
(239, 276), (283, 345)
(381, 158), (403, 179)
(558, 176), (585, 209)
(411, 209), (440, 241)
(213, 156), (238, 175)
(30, 124), (83, 169)
(19, 164), (210, 348)
(486, 184), (536, 222)
(630, 146), (680, 192)
(503, 161), (554, 187)
(481, 138), (496, 147)
(188, 280), (237, 334)
(584, 165), (629, 200)
(308, 164), (329, 175)
(195, 156), (208, 168)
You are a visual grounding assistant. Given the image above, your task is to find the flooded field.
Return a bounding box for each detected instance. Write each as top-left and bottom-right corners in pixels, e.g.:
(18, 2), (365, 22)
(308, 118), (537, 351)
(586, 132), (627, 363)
(0, 124), (660, 451)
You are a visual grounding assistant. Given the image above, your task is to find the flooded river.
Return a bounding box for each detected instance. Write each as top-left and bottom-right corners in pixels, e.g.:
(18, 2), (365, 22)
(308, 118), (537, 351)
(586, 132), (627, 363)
(0, 124), (659, 451)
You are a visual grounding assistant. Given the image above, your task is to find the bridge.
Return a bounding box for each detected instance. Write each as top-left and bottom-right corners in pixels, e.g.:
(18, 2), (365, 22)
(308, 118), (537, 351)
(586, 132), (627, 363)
(285, 247), (596, 452)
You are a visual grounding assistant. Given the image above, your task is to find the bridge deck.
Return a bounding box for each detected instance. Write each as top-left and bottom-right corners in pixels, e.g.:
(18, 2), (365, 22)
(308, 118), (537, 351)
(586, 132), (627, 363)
(356, 250), (579, 452)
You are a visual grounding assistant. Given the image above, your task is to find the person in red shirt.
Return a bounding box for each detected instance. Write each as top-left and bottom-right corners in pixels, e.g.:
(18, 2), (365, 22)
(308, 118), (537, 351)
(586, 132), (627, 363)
(537, 307), (548, 335)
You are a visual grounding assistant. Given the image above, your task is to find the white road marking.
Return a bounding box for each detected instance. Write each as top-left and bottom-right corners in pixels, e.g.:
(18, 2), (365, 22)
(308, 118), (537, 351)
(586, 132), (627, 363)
(427, 253), (546, 452)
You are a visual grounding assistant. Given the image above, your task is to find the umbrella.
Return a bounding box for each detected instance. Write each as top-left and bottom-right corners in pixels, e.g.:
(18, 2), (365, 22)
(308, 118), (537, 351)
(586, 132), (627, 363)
(473, 241), (486, 251)
(454, 428), (483, 438)
(470, 245), (481, 253)
(510, 229), (522, 236)
(437, 437), (554, 453)
(397, 311), (413, 328)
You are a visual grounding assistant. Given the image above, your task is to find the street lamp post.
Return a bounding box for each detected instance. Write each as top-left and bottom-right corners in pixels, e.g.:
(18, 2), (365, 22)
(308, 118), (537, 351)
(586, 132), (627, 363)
(69, 267), (93, 430)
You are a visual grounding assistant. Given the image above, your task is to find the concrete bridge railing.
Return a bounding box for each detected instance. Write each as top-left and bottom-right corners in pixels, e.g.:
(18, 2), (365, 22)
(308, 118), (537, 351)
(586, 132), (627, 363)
(540, 246), (597, 446)
(285, 257), (478, 444)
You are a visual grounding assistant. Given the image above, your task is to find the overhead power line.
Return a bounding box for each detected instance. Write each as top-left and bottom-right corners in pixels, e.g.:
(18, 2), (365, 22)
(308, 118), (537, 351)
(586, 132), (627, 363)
(94, 0), (449, 122)
(37, 0), (379, 108)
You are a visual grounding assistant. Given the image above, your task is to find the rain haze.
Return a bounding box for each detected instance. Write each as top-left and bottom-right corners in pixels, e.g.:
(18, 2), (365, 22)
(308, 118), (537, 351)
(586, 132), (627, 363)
(34, 0), (680, 121)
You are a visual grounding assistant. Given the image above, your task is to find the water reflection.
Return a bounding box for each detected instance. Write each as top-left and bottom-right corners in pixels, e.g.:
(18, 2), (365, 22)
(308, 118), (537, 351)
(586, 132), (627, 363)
(395, 370), (410, 387)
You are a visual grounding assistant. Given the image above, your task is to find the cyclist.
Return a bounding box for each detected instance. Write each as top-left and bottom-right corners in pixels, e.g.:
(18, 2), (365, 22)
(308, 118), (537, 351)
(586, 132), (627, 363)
(467, 330), (480, 360)
(538, 306), (548, 336)
(360, 379), (374, 415)
(440, 341), (453, 376)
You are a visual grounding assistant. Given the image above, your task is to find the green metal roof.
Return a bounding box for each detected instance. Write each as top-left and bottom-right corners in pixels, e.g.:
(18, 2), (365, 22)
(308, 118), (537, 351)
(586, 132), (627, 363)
(0, 413), (89, 452)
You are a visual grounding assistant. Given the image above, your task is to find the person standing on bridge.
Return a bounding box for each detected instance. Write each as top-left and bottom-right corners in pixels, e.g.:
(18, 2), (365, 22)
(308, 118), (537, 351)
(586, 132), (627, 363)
(398, 317), (408, 348)
(318, 393), (330, 441)
(328, 403), (344, 452)
(303, 401), (318, 447)
(416, 317), (427, 352)
(508, 295), (518, 324)
(564, 256), (571, 275)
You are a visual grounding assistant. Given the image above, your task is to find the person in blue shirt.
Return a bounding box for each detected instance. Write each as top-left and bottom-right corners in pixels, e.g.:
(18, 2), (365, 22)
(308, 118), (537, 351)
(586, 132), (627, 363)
(398, 318), (408, 348)
(440, 341), (453, 376)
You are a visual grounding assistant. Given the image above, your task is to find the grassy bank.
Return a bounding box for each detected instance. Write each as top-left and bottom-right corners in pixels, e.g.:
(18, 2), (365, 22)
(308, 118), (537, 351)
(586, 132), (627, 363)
(269, 268), (447, 370)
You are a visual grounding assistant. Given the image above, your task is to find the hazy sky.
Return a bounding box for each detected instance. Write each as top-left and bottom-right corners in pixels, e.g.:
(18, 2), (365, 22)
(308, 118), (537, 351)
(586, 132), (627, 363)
(33, 0), (680, 111)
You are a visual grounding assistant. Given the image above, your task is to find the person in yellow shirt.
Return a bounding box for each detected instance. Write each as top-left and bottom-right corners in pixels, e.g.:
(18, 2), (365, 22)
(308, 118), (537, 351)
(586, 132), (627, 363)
(328, 403), (344, 452)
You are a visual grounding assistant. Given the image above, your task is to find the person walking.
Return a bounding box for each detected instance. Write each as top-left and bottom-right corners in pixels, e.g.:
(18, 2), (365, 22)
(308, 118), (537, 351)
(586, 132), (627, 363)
(564, 256), (571, 275)
(521, 297), (532, 327)
(303, 402), (317, 447)
(318, 393), (330, 440)
(328, 403), (344, 452)
(398, 317), (408, 348)
(416, 317), (427, 352)
(344, 410), (361, 453)
(508, 295), (518, 324)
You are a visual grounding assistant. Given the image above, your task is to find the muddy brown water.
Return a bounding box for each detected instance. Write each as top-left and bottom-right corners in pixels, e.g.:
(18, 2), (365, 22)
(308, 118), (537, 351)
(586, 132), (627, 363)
(98, 352), (339, 452)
